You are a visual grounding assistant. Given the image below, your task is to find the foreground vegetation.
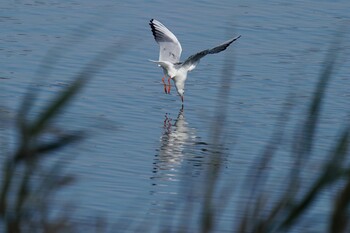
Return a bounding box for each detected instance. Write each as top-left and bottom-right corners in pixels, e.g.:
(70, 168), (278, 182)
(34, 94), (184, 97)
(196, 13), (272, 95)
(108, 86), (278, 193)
(1, 34), (349, 233)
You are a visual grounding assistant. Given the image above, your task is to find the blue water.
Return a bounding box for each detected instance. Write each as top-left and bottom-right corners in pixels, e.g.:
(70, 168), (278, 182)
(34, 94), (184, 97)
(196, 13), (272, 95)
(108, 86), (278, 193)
(1, 0), (350, 232)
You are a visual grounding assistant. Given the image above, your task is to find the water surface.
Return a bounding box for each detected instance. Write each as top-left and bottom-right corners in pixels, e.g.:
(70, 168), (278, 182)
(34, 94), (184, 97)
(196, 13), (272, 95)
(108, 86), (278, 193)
(1, 0), (350, 232)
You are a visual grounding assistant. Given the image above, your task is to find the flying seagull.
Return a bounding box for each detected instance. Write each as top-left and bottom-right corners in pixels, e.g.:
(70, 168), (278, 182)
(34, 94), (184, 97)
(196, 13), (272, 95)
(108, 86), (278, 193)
(149, 19), (240, 103)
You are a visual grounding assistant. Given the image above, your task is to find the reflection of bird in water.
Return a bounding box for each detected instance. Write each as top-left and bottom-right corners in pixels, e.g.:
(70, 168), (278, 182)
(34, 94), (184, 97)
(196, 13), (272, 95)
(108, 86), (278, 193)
(152, 107), (196, 181)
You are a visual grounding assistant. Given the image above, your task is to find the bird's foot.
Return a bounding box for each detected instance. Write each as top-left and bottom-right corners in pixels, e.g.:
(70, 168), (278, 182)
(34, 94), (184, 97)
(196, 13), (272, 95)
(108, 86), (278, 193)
(167, 77), (171, 94)
(162, 76), (168, 94)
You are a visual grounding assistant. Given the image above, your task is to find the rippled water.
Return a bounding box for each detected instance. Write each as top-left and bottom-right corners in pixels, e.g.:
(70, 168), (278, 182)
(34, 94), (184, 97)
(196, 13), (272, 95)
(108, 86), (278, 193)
(2, 0), (350, 232)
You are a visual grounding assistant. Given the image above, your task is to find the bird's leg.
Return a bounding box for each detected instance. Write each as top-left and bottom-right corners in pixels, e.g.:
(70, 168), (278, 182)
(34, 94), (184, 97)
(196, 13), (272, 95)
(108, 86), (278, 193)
(167, 77), (171, 94)
(162, 76), (167, 94)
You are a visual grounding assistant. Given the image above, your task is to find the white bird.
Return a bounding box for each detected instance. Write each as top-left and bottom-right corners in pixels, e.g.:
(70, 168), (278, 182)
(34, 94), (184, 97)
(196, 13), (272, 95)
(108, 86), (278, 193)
(149, 19), (240, 103)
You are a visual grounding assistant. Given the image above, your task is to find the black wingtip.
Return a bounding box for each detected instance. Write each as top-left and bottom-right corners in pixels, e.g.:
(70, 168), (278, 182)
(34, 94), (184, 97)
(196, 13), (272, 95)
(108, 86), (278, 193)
(225, 35), (241, 47)
(231, 35), (241, 43)
(149, 19), (157, 40)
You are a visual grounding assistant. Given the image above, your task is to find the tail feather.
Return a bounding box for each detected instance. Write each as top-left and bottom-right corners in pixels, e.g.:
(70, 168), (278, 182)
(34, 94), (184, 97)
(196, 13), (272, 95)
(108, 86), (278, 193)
(148, 59), (162, 67)
(149, 60), (172, 69)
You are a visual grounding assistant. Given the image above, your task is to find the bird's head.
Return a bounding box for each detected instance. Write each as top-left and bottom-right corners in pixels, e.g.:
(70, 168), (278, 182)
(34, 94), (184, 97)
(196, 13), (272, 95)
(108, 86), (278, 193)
(173, 77), (185, 102)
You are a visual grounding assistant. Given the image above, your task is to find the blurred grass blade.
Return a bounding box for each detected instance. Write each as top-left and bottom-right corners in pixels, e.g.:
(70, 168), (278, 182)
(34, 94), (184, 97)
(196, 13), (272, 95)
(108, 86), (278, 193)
(0, 159), (14, 217)
(295, 36), (341, 159)
(17, 20), (107, 127)
(330, 174), (350, 233)
(36, 132), (84, 155)
(15, 132), (84, 162)
(280, 125), (349, 230)
(28, 40), (127, 138)
(28, 76), (87, 137)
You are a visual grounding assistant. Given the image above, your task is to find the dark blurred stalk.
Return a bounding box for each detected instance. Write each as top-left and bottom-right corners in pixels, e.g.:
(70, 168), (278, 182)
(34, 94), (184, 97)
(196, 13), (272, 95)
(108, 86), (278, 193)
(200, 50), (236, 233)
(1, 30), (127, 231)
(276, 34), (345, 232)
(235, 31), (350, 233)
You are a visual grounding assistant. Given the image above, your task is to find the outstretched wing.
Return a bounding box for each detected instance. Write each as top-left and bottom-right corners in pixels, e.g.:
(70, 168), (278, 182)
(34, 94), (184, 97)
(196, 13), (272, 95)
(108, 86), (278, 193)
(182, 35), (241, 71)
(149, 19), (182, 63)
